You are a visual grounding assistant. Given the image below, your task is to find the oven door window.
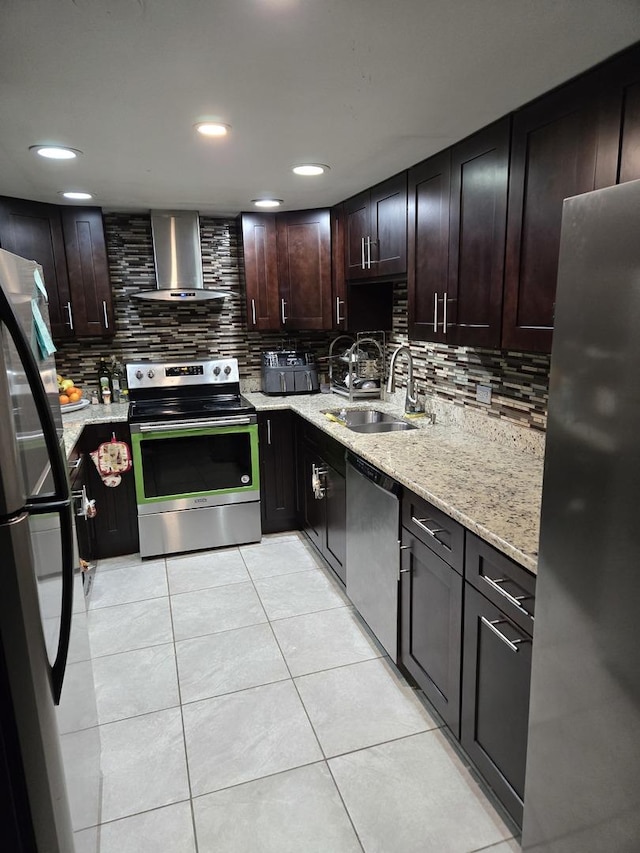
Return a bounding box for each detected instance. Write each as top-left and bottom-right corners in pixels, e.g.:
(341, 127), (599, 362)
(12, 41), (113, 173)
(135, 426), (259, 501)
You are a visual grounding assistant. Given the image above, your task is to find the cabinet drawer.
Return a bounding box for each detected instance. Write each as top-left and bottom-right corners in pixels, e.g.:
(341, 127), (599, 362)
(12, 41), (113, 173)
(465, 532), (535, 635)
(402, 490), (464, 574)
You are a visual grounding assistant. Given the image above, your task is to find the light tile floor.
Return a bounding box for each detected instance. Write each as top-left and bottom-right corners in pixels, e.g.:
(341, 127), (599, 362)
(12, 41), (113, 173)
(74, 532), (522, 853)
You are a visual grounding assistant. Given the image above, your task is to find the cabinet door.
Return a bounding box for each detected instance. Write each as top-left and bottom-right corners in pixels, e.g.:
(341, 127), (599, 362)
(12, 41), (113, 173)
(400, 531), (462, 734)
(0, 196), (72, 340)
(299, 442), (324, 552)
(322, 463), (346, 585)
(277, 209), (332, 330)
(503, 75), (601, 352)
(259, 411), (297, 534)
(596, 45), (640, 186)
(344, 191), (370, 280)
(407, 151), (451, 342)
(461, 583), (532, 827)
(60, 207), (114, 337)
(370, 173), (407, 278)
(448, 119), (509, 348)
(82, 424), (139, 559)
(241, 213), (280, 330)
(331, 204), (348, 330)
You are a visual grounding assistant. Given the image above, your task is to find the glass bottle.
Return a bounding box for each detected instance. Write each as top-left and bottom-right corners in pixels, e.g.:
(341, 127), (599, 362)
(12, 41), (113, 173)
(110, 356), (122, 404)
(98, 358), (111, 404)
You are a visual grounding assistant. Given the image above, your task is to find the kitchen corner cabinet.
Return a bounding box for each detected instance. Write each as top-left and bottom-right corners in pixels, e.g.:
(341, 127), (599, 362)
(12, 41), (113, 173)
(258, 410), (297, 533)
(68, 444), (96, 563)
(81, 423), (139, 559)
(0, 196), (114, 340)
(461, 533), (536, 827)
(297, 420), (346, 584)
(502, 73), (601, 353)
(399, 490), (464, 734)
(344, 173), (407, 281)
(241, 209), (331, 331)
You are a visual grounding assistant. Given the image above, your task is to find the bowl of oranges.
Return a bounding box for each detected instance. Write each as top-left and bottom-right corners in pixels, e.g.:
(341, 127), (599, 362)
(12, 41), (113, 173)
(58, 376), (88, 412)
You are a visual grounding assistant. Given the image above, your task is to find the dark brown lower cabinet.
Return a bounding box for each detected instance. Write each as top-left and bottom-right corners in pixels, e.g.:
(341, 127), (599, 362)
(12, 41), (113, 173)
(258, 411), (297, 533)
(399, 531), (462, 735)
(81, 423), (139, 559)
(69, 446), (96, 563)
(461, 582), (533, 827)
(297, 421), (346, 584)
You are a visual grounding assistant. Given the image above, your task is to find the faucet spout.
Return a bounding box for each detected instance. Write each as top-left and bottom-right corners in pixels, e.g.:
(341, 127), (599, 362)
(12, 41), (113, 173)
(387, 345), (418, 412)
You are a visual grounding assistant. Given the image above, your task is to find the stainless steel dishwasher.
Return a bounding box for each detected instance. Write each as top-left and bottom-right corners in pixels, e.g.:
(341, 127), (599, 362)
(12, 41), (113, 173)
(346, 451), (401, 661)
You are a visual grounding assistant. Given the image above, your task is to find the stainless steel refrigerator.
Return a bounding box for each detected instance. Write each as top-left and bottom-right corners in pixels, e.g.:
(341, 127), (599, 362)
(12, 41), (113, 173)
(0, 248), (101, 852)
(522, 179), (640, 852)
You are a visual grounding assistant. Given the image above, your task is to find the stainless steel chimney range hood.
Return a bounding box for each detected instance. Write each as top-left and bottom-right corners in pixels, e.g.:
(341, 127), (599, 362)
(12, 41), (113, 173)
(132, 210), (225, 303)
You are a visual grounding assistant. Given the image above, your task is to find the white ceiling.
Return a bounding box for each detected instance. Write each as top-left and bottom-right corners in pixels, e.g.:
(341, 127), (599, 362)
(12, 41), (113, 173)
(0, 0), (639, 216)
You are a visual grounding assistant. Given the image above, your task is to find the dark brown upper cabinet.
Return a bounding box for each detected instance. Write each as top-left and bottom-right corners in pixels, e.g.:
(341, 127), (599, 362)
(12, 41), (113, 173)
(0, 197), (114, 340)
(502, 73), (602, 353)
(407, 150), (451, 342)
(240, 212), (280, 330)
(276, 208), (332, 330)
(448, 118), (510, 349)
(241, 209), (331, 331)
(344, 173), (407, 281)
(596, 45), (640, 187)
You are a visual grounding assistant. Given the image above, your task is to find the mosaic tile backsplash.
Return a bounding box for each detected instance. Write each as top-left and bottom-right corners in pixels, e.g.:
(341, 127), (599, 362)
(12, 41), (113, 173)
(54, 214), (549, 431)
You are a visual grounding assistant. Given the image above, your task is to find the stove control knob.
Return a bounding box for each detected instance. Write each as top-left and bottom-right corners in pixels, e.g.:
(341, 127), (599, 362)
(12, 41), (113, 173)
(224, 365), (232, 375)
(147, 370), (155, 379)
(135, 370), (143, 380)
(213, 366), (221, 376)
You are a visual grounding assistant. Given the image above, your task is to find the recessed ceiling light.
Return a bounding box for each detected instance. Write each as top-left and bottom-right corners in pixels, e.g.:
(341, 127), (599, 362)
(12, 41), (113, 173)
(59, 191), (93, 200)
(292, 164), (329, 176)
(252, 198), (283, 209)
(194, 122), (230, 137)
(30, 145), (82, 160)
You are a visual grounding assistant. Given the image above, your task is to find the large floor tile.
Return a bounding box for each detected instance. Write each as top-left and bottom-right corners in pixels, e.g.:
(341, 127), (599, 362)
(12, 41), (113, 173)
(170, 582), (267, 641)
(57, 660), (99, 734)
(254, 569), (349, 620)
(176, 623), (288, 704)
(97, 801), (196, 853)
(166, 548), (249, 594)
(89, 561), (167, 609)
(60, 726), (102, 831)
(96, 553), (164, 573)
(329, 729), (514, 853)
(240, 538), (321, 579)
(73, 827), (98, 853)
(99, 707), (189, 823)
(272, 606), (383, 676)
(182, 680), (322, 796)
(296, 658), (437, 757)
(472, 841), (521, 853)
(87, 597), (173, 658)
(193, 763), (361, 853)
(93, 643), (179, 724)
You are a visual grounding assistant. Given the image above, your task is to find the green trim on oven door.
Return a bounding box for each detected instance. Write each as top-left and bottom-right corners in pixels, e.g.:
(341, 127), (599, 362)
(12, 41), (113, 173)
(131, 424), (260, 506)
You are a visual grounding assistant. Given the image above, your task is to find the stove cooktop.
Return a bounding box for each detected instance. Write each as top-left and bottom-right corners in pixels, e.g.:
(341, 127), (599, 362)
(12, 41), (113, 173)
(128, 393), (256, 424)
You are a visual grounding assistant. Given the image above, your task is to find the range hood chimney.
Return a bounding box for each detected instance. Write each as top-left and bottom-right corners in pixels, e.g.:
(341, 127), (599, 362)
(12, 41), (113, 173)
(132, 210), (225, 303)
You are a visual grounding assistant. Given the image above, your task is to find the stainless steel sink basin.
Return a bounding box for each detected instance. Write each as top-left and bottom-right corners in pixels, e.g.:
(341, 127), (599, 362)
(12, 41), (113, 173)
(325, 409), (417, 432)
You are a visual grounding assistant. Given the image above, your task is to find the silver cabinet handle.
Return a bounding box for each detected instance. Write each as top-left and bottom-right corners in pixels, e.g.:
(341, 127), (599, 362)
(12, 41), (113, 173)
(360, 236), (365, 269)
(482, 575), (534, 617)
(366, 235), (371, 269)
(481, 616), (531, 653)
(411, 516), (445, 539)
(442, 292), (447, 334)
(251, 298), (257, 326)
(267, 418), (272, 445)
(65, 301), (74, 331)
(102, 300), (109, 329)
(336, 296), (344, 325)
(433, 293), (438, 332)
(68, 457), (82, 470)
(281, 298), (287, 324)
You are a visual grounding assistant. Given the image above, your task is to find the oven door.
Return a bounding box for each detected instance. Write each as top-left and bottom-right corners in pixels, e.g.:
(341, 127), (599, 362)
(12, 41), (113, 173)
(131, 419), (260, 515)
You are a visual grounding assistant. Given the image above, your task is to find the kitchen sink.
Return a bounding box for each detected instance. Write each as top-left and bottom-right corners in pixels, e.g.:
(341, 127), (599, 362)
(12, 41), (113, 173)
(325, 409), (417, 433)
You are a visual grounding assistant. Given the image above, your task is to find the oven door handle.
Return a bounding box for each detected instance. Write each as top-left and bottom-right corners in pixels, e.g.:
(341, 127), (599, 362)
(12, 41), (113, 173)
(138, 415), (253, 432)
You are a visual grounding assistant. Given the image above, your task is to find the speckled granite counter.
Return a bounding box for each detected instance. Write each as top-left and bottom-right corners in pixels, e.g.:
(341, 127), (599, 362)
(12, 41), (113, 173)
(61, 393), (544, 575)
(244, 392), (544, 575)
(61, 402), (129, 453)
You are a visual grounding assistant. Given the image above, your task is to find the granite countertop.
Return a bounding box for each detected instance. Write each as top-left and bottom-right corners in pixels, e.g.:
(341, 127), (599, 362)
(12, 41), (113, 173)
(244, 392), (544, 575)
(62, 392), (544, 575)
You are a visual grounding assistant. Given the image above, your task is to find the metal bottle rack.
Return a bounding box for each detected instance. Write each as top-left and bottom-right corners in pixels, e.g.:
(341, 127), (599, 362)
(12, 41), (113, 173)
(328, 332), (386, 402)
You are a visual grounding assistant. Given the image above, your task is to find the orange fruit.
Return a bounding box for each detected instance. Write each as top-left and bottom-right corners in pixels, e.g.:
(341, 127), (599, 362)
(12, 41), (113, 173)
(68, 390), (82, 403)
(59, 394), (70, 405)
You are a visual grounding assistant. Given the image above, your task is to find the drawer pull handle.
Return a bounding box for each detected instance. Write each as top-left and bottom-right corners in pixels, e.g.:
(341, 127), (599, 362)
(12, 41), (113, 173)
(411, 516), (445, 539)
(481, 617), (530, 653)
(482, 575), (533, 618)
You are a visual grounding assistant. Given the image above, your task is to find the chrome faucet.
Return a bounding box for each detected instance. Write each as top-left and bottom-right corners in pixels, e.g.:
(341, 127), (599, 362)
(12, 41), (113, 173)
(386, 345), (419, 412)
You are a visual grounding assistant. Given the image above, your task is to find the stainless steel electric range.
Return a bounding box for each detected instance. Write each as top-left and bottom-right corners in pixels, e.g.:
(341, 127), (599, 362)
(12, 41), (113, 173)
(127, 358), (260, 558)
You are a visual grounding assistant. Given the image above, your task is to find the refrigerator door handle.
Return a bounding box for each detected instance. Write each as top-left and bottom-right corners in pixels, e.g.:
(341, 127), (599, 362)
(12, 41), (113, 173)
(50, 501), (75, 704)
